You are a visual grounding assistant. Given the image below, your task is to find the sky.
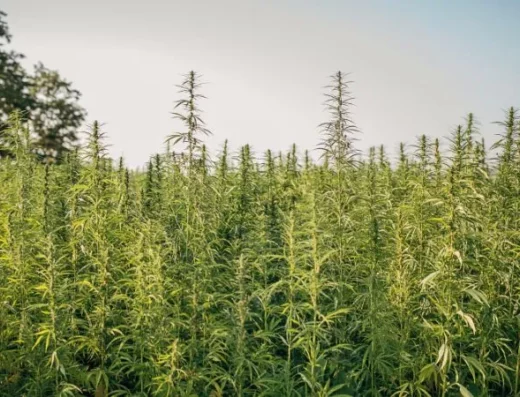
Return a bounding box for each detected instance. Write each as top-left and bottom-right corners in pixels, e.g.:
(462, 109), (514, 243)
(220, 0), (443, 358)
(2, 0), (520, 167)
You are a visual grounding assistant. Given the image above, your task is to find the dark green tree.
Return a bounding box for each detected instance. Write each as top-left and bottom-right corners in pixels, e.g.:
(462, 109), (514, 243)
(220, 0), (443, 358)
(0, 11), (32, 127)
(0, 11), (86, 161)
(29, 63), (86, 160)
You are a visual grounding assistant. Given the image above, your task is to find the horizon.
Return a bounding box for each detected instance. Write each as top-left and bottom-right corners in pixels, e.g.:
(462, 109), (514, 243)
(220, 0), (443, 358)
(2, 0), (519, 167)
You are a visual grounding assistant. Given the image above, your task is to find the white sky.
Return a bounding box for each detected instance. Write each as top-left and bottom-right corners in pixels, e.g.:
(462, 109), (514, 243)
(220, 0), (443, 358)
(3, 0), (519, 167)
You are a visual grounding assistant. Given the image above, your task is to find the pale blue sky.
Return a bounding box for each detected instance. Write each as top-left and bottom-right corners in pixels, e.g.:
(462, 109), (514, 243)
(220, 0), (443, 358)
(2, 0), (519, 167)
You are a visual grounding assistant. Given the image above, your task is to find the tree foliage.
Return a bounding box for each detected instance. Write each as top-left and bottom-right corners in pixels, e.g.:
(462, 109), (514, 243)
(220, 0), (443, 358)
(0, 10), (86, 161)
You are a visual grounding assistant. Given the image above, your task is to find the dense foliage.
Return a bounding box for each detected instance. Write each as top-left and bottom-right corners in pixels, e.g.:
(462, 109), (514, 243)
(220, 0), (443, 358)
(1, 71), (519, 397)
(0, 10), (86, 161)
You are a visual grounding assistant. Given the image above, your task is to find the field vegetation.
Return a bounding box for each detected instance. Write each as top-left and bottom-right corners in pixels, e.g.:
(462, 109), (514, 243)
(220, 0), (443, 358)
(1, 71), (519, 396)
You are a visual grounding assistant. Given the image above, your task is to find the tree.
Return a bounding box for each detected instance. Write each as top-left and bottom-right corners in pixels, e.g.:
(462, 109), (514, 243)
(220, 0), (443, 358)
(29, 63), (86, 160)
(0, 11), (33, 124)
(0, 10), (86, 161)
